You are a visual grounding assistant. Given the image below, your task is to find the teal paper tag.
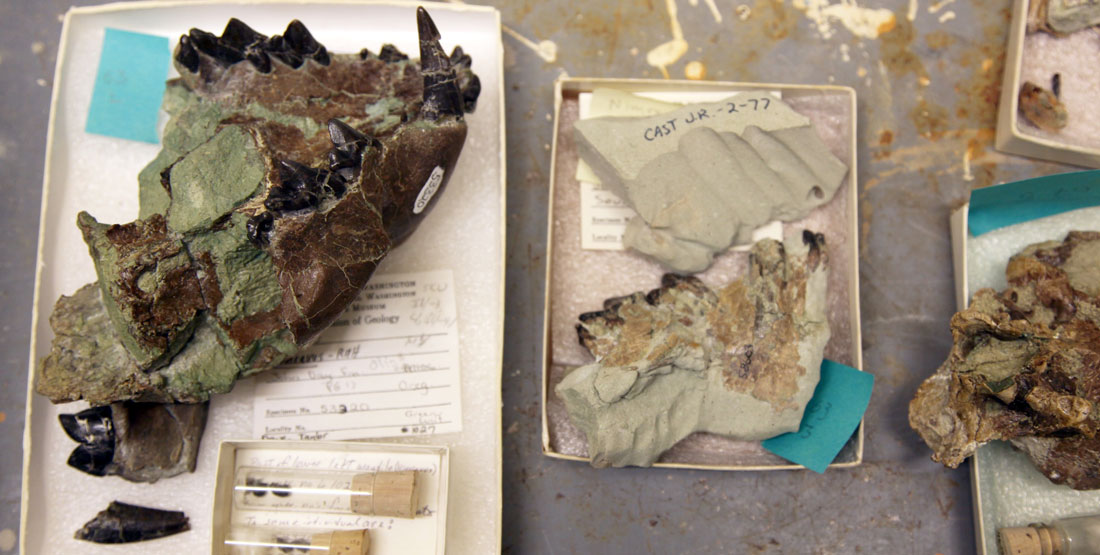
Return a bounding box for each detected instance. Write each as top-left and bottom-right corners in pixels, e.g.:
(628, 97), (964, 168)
(968, 170), (1100, 236)
(85, 28), (171, 143)
(761, 359), (873, 473)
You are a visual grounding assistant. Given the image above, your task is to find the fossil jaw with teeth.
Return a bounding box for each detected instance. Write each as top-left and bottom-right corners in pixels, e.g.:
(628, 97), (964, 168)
(37, 8), (480, 406)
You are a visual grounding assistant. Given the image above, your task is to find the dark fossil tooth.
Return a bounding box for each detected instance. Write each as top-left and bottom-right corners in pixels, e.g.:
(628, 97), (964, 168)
(175, 35), (200, 73)
(378, 44), (408, 63)
(283, 20), (330, 65)
(221, 18), (266, 49)
(60, 402), (208, 482)
(327, 118), (378, 176)
(60, 405), (116, 476)
(247, 212), (275, 248)
(417, 7), (463, 120)
(245, 48), (272, 73)
(59, 404), (113, 446)
(188, 28), (243, 66)
(266, 35), (304, 68)
(75, 501), (190, 544)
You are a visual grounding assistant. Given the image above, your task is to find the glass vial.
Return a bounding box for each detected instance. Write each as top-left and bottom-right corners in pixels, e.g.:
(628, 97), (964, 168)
(999, 514), (1100, 555)
(223, 526), (369, 555)
(234, 466), (418, 518)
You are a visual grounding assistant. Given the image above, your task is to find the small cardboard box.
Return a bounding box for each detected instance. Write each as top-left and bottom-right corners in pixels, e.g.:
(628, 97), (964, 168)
(995, 0), (1100, 167)
(541, 77), (864, 470)
(20, 2), (506, 553)
(210, 440), (449, 555)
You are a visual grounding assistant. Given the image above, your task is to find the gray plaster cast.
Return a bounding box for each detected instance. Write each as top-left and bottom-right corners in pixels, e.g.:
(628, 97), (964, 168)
(556, 232), (830, 468)
(574, 92), (847, 272)
(1047, 0), (1100, 34)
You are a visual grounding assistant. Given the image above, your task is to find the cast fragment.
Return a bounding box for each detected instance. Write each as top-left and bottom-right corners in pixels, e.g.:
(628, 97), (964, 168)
(573, 92), (848, 272)
(557, 231), (830, 467)
(909, 231), (1100, 490)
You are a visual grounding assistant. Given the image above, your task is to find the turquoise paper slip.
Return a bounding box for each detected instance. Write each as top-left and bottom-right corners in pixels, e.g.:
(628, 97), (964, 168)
(85, 28), (171, 144)
(968, 170), (1100, 236)
(761, 359), (873, 473)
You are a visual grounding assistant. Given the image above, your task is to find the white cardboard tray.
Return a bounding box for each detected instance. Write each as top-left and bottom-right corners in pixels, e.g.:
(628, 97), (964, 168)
(541, 78), (864, 470)
(21, 2), (505, 553)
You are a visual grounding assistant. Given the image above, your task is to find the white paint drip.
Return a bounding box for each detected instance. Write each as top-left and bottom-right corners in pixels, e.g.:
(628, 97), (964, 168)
(928, 0), (955, 14)
(962, 149), (974, 181)
(938, 10), (956, 22)
(794, 0), (897, 40)
(646, 0), (689, 78)
(704, 0), (723, 23)
(736, 4), (752, 20)
(501, 25), (558, 63)
(907, 0), (919, 21)
(840, 43), (851, 62)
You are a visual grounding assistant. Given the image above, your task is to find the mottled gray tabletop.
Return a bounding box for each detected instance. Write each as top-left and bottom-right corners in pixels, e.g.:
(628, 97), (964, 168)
(0, 0), (1075, 553)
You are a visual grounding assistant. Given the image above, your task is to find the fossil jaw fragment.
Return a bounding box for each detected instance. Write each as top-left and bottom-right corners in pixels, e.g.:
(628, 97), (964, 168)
(37, 8), (480, 406)
(909, 231), (1100, 490)
(556, 231), (830, 467)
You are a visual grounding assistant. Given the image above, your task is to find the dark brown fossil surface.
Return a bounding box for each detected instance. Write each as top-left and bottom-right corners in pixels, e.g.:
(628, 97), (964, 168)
(909, 231), (1100, 489)
(37, 9), (479, 406)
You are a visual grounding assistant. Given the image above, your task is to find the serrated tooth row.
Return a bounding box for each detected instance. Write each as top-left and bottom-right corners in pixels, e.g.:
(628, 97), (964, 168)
(175, 18), (330, 75)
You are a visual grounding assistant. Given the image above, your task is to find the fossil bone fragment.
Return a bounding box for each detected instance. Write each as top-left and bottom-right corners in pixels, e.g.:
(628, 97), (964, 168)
(573, 92), (847, 272)
(556, 231), (830, 467)
(60, 402), (208, 482)
(909, 231), (1100, 490)
(75, 501), (190, 544)
(37, 9), (479, 405)
(1019, 80), (1068, 133)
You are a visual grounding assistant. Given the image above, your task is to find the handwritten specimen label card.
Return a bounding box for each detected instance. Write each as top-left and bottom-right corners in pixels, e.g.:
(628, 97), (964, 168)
(253, 270), (462, 440)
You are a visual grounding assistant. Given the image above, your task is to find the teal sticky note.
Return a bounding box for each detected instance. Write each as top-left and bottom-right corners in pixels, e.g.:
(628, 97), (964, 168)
(761, 359), (873, 473)
(86, 28), (171, 143)
(968, 170), (1100, 236)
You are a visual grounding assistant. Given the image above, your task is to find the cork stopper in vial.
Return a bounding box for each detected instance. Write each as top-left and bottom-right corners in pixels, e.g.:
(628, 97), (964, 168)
(311, 528), (371, 555)
(349, 470), (419, 518)
(998, 525), (1063, 555)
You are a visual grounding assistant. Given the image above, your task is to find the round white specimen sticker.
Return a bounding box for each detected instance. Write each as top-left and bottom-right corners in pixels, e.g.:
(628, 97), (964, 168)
(413, 166), (445, 214)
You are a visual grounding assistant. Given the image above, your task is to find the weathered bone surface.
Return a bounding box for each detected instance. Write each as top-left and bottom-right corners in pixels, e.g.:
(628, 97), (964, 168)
(75, 501), (190, 544)
(909, 231), (1100, 490)
(1019, 80), (1068, 133)
(37, 9), (479, 405)
(573, 92), (847, 272)
(556, 231), (830, 467)
(60, 402), (208, 482)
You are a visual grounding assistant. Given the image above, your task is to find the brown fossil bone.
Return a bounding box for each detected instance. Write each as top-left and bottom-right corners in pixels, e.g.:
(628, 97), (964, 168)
(909, 231), (1100, 489)
(37, 8), (480, 407)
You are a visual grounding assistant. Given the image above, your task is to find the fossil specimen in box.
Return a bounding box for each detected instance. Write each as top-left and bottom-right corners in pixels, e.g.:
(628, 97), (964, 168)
(1019, 80), (1068, 133)
(75, 501), (189, 544)
(36, 8), (480, 406)
(60, 403), (207, 482)
(909, 231), (1100, 490)
(556, 231), (830, 467)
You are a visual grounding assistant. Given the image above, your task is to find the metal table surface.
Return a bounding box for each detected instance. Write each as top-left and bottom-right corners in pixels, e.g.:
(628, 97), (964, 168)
(0, 0), (1075, 552)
